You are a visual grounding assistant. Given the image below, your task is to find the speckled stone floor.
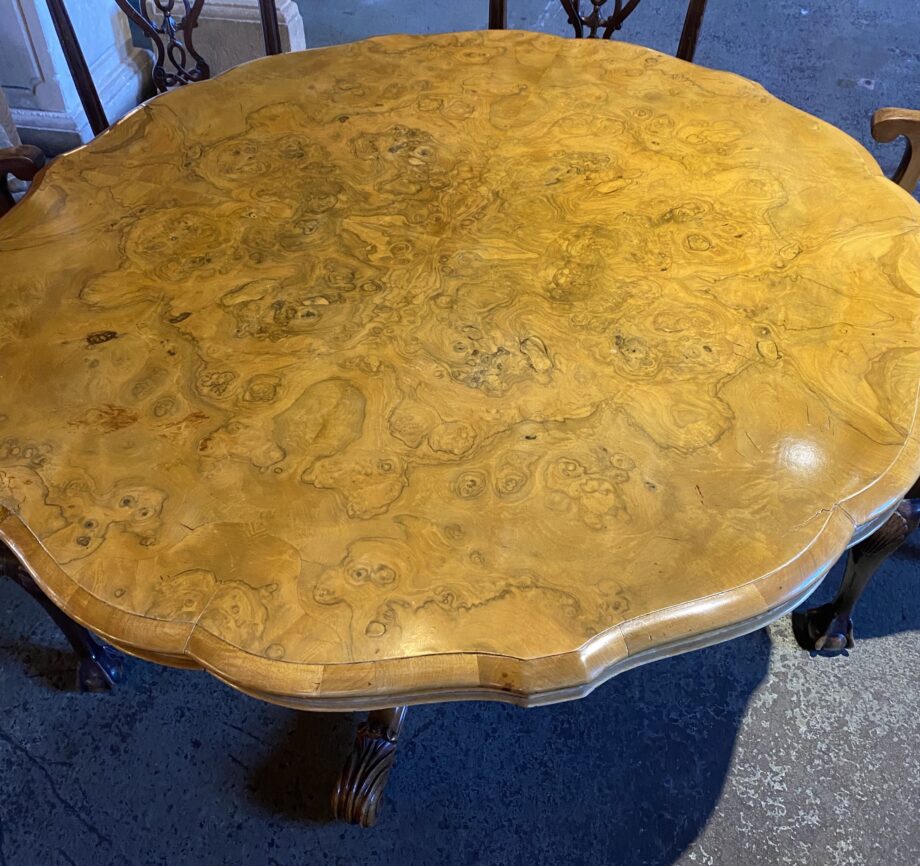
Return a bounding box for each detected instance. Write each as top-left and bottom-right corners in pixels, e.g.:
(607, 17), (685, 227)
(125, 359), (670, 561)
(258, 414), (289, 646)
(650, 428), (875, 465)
(2, 1), (919, 864)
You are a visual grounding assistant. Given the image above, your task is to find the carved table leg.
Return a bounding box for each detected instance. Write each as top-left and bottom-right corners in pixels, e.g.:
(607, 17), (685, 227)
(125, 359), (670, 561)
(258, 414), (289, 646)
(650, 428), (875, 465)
(332, 706), (407, 826)
(0, 543), (125, 691)
(793, 498), (920, 653)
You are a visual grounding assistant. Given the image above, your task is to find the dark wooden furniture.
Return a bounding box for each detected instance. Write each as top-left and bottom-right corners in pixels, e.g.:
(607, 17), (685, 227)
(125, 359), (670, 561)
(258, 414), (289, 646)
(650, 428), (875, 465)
(0, 145), (45, 217)
(0, 544), (124, 690)
(333, 707), (408, 826)
(872, 107), (920, 192)
(559, 0), (708, 61)
(46, 0), (283, 136)
(489, 0), (507, 29)
(793, 490), (920, 652)
(793, 107), (920, 654)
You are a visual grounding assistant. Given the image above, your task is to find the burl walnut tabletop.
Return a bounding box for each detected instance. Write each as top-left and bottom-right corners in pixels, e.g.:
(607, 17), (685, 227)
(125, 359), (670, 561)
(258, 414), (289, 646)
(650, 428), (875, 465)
(2, 31), (920, 712)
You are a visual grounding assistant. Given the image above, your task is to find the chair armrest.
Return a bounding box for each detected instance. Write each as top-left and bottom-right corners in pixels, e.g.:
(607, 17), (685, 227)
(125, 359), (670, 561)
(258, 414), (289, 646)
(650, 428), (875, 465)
(871, 107), (920, 193)
(0, 144), (46, 181)
(0, 145), (47, 217)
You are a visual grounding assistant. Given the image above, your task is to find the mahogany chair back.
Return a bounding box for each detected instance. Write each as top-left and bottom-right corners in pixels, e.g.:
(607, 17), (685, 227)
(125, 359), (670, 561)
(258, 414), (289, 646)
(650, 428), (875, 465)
(559, 0), (708, 62)
(45, 0), (283, 136)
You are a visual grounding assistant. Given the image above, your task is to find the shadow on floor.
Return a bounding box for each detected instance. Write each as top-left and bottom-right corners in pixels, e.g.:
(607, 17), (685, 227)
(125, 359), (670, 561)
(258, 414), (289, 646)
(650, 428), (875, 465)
(249, 709), (356, 823)
(228, 539), (917, 864)
(234, 626), (772, 866)
(0, 563), (844, 866)
(0, 639), (78, 692)
(6, 542), (917, 866)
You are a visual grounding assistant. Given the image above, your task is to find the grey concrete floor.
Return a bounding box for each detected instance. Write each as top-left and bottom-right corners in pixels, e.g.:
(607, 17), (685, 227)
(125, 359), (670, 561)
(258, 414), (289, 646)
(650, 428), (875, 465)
(3, 1), (920, 864)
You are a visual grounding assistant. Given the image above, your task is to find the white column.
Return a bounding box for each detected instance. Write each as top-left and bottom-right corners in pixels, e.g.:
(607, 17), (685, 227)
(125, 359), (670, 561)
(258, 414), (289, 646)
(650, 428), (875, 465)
(195, 0), (306, 78)
(0, 86), (18, 147)
(0, 0), (152, 154)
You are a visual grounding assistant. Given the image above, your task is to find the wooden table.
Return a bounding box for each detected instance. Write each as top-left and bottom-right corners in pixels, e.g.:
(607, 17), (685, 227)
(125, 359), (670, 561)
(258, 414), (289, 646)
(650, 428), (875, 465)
(2, 31), (920, 826)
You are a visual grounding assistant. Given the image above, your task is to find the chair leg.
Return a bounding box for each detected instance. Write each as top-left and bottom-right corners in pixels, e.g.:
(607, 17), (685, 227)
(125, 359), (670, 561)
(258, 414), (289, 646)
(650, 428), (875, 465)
(0, 542), (125, 691)
(488, 0), (507, 29)
(676, 0), (708, 62)
(792, 498), (920, 653)
(258, 0), (283, 56)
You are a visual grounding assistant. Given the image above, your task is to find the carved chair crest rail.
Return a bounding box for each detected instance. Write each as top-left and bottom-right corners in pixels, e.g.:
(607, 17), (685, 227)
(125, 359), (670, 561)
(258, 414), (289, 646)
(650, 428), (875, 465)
(559, 0), (708, 60)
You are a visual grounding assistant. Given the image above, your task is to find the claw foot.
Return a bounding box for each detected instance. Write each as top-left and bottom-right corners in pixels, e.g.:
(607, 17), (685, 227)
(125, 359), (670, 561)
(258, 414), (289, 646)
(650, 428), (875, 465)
(332, 707), (407, 827)
(792, 603), (853, 653)
(77, 641), (126, 692)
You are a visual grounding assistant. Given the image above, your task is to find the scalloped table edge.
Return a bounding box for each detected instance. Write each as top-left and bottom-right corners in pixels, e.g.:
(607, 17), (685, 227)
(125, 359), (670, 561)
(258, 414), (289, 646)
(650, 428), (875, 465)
(2, 446), (915, 710)
(4, 29), (920, 709)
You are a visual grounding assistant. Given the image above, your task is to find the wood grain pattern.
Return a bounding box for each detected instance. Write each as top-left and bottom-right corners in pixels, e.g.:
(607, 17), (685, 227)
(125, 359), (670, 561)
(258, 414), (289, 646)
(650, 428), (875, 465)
(2, 31), (920, 709)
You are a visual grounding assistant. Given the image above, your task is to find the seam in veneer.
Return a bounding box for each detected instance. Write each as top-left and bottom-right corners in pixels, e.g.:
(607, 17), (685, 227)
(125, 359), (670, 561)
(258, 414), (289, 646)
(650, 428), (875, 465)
(180, 587), (225, 656)
(0, 498), (877, 668)
(213, 574), (828, 710)
(0, 423), (913, 702)
(181, 507), (846, 673)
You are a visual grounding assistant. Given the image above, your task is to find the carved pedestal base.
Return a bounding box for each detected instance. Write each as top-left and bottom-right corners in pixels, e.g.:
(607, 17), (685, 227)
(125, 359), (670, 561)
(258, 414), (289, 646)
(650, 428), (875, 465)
(1, 542), (125, 691)
(793, 498), (920, 653)
(332, 706), (407, 827)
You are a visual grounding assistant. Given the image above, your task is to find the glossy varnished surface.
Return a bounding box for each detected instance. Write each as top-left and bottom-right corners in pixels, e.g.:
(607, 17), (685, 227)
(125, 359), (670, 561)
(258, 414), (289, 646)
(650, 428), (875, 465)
(2, 31), (920, 708)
